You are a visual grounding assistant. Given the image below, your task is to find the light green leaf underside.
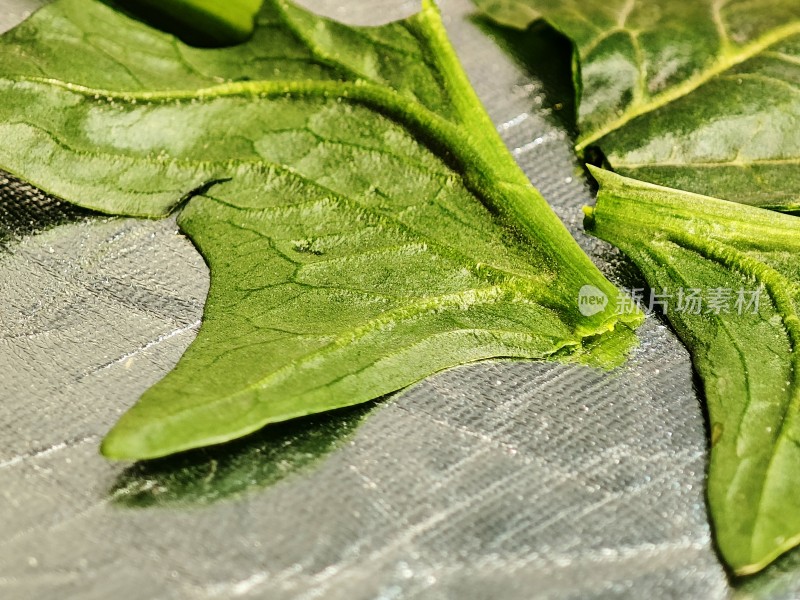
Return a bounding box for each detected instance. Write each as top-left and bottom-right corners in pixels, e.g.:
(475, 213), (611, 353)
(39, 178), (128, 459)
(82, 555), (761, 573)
(585, 167), (800, 575)
(475, 0), (800, 210)
(0, 0), (641, 459)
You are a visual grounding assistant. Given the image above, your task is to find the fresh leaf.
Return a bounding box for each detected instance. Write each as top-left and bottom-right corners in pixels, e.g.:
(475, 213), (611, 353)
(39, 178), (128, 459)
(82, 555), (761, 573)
(474, 0), (800, 210)
(0, 0), (641, 460)
(113, 0), (263, 46)
(584, 166), (800, 575)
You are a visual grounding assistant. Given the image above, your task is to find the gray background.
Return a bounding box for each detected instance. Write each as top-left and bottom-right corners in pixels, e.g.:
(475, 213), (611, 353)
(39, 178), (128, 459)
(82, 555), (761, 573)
(1, 0), (798, 598)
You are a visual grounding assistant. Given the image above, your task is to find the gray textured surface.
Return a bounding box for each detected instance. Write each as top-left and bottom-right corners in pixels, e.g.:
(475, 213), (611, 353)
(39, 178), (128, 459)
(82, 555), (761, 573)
(2, 0), (795, 598)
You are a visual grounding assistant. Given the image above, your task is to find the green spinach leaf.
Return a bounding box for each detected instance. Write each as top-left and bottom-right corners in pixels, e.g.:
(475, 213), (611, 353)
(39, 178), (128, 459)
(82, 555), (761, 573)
(0, 0), (641, 459)
(475, 0), (800, 210)
(585, 166), (800, 575)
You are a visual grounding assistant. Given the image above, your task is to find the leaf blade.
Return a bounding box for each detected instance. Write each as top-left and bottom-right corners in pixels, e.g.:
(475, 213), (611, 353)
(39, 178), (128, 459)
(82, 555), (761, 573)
(0, 0), (642, 459)
(474, 0), (800, 209)
(585, 166), (800, 574)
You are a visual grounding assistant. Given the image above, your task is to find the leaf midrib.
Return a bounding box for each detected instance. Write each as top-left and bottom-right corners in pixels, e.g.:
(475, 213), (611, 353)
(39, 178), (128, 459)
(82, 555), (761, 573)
(12, 73), (530, 201)
(575, 20), (800, 152)
(143, 285), (574, 418)
(615, 157), (800, 169)
(668, 231), (800, 573)
(589, 167), (800, 250)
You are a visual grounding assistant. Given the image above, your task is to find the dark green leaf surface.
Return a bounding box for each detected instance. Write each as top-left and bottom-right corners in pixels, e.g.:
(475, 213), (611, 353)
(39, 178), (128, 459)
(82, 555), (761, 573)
(585, 166), (800, 575)
(475, 0), (800, 210)
(0, 0), (641, 459)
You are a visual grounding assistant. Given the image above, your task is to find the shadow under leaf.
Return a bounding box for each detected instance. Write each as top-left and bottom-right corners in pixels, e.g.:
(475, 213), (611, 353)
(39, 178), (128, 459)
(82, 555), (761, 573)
(0, 170), (96, 249)
(109, 401), (379, 508)
(470, 15), (578, 136)
(733, 545), (800, 597)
